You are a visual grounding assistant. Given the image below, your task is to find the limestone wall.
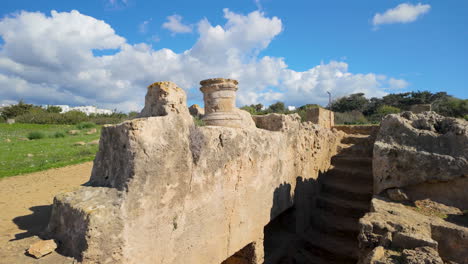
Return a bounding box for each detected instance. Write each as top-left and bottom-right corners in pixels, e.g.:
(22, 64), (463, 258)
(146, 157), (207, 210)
(47, 81), (343, 264)
(305, 107), (334, 129)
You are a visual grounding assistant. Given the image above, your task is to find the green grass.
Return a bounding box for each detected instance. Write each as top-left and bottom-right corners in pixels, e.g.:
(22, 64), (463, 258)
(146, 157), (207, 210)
(0, 123), (101, 178)
(76, 122), (96, 130)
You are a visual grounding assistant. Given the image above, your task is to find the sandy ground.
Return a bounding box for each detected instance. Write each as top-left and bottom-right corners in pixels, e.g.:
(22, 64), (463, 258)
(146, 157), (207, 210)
(0, 162), (92, 264)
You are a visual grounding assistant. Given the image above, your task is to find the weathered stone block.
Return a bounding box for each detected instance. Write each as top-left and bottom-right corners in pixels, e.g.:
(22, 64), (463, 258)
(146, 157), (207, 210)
(305, 107), (334, 128)
(47, 81), (342, 264)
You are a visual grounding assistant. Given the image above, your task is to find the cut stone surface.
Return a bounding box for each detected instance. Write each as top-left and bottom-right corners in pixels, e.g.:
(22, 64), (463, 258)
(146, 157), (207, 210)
(27, 239), (57, 259)
(305, 107), (334, 129)
(47, 81), (343, 264)
(358, 196), (468, 264)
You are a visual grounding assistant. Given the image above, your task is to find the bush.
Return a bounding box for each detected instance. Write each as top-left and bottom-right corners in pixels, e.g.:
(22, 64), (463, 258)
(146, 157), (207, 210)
(62, 111), (88, 124)
(27, 131), (46, 140)
(0, 100), (36, 119)
(51, 131), (66, 138)
(76, 122), (96, 129)
(193, 117), (205, 126)
(335, 111), (369, 125)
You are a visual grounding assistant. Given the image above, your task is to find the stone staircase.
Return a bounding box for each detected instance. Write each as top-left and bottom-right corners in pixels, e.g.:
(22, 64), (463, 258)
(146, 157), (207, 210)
(265, 125), (377, 264)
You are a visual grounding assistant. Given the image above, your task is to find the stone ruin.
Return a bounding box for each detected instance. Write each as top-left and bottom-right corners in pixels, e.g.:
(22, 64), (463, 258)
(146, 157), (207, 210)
(46, 78), (344, 263)
(45, 78), (468, 264)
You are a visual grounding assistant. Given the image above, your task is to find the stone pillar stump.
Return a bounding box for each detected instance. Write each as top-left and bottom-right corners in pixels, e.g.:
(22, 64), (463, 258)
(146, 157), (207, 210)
(200, 78), (242, 128)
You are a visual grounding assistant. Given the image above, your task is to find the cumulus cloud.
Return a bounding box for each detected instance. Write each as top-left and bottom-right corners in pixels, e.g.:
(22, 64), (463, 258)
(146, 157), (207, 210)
(162, 14), (192, 35)
(0, 9), (407, 112)
(373, 3), (431, 27)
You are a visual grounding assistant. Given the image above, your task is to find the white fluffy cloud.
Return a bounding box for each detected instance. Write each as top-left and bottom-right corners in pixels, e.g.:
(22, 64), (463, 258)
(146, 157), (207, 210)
(0, 9), (408, 112)
(162, 14), (192, 35)
(373, 3), (431, 26)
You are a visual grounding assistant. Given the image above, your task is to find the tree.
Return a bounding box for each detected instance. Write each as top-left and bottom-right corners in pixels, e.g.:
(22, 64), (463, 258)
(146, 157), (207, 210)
(330, 93), (369, 113)
(46, 105), (62, 113)
(0, 100), (35, 119)
(268, 101), (286, 113)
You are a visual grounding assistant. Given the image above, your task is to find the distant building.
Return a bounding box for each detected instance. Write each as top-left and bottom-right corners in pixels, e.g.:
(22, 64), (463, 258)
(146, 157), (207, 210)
(287, 106), (296, 111)
(48, 105), (113, 115)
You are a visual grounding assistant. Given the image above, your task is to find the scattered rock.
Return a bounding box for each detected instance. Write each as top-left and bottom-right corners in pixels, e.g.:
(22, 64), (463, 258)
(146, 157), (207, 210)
(387, 188), (409, 202)
(74, 141), (86, 146)
(18, 137), (29, 141)
(4, 138), (11, 143)
(88, 139), (100, 145)
(402, 247), (443, 264)
(189, 104), (204, 118)
(361, 246), (385, 263)
(85, 128), (97, 135)
(68, 130), (80, 135)
(27, 239), (57, 258)
(27, 153), (34, 157)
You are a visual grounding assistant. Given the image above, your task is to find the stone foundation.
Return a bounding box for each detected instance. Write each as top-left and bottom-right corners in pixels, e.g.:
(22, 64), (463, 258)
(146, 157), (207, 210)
(47, 81), (343, 264)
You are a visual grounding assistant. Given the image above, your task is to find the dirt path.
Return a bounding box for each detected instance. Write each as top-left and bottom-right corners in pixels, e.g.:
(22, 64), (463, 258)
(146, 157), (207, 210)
(0, 162), (92, 263)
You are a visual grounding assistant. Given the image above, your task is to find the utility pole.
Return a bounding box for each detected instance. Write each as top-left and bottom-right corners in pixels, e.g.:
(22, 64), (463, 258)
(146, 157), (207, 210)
(327, 91), (331, 108)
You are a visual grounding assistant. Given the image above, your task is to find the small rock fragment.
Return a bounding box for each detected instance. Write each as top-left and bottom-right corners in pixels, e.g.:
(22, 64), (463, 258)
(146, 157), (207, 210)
(86, 128), (97, 135)
(88, 139), (100, 145)
(68, 130), (80, 135)
(4, 138), (11, 142)
(402, 246), (443, 264)
(27, 239), (57, 259)
(18, 137), (30, 141)
(27, 153), (34, 157)
(387, 188), (409, 202)
(74, 141), (86, 146)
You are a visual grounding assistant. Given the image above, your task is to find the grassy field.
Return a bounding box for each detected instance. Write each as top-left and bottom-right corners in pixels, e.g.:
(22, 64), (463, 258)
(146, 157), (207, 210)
(0, 123), (101, 178)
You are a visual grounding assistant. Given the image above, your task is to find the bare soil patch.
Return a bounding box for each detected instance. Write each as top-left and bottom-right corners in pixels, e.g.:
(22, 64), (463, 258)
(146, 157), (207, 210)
(0, 162), (92, 264)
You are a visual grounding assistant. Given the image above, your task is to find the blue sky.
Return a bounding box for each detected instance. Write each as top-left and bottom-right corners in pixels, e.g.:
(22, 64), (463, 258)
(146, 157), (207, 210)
(0, 0), (466, 111)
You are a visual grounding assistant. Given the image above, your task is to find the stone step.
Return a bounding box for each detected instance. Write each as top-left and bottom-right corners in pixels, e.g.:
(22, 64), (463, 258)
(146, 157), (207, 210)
(341, 134), (373, 145)
(293, 248), (333, 264)
(331, 156), (372, 170)
(312, 209), (360, 239)
(333, 125), (379, 136)
(300, 227), (359, 262)
(338, 144), (373, 157)
(316, 193), (370, 218)
(320, 177), (373, 202)
(323, 167), (373, 184)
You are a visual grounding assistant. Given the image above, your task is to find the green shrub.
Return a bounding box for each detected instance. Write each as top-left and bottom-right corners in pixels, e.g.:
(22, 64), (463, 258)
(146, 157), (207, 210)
(16, 109), (62, 124)
(27, 131), (46, 140)
(0, 100), (36, 119)
(193, 117), (205, 126)
(62, 111), (88, 124)
(76, 122), (96, 129)
(335, 111), (370, 125)
(51, 131), (66, 138)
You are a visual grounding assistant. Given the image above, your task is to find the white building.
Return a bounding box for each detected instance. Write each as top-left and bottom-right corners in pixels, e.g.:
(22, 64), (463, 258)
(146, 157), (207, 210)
(48, 105), (113, 115)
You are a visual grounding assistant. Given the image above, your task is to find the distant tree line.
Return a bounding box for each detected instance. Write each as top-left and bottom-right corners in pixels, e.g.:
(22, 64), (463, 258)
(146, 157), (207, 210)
(0, 100), (139, 124)
(240, 91), (467, 125)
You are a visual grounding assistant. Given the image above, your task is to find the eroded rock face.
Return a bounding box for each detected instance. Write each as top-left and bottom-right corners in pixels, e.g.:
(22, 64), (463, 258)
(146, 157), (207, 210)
(358, 197), (468, 264)
(373, 111), (468, 194)
(188, 104), (205, 118)
(47, 81), (343, 264)
(139, 81), (191, 118)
